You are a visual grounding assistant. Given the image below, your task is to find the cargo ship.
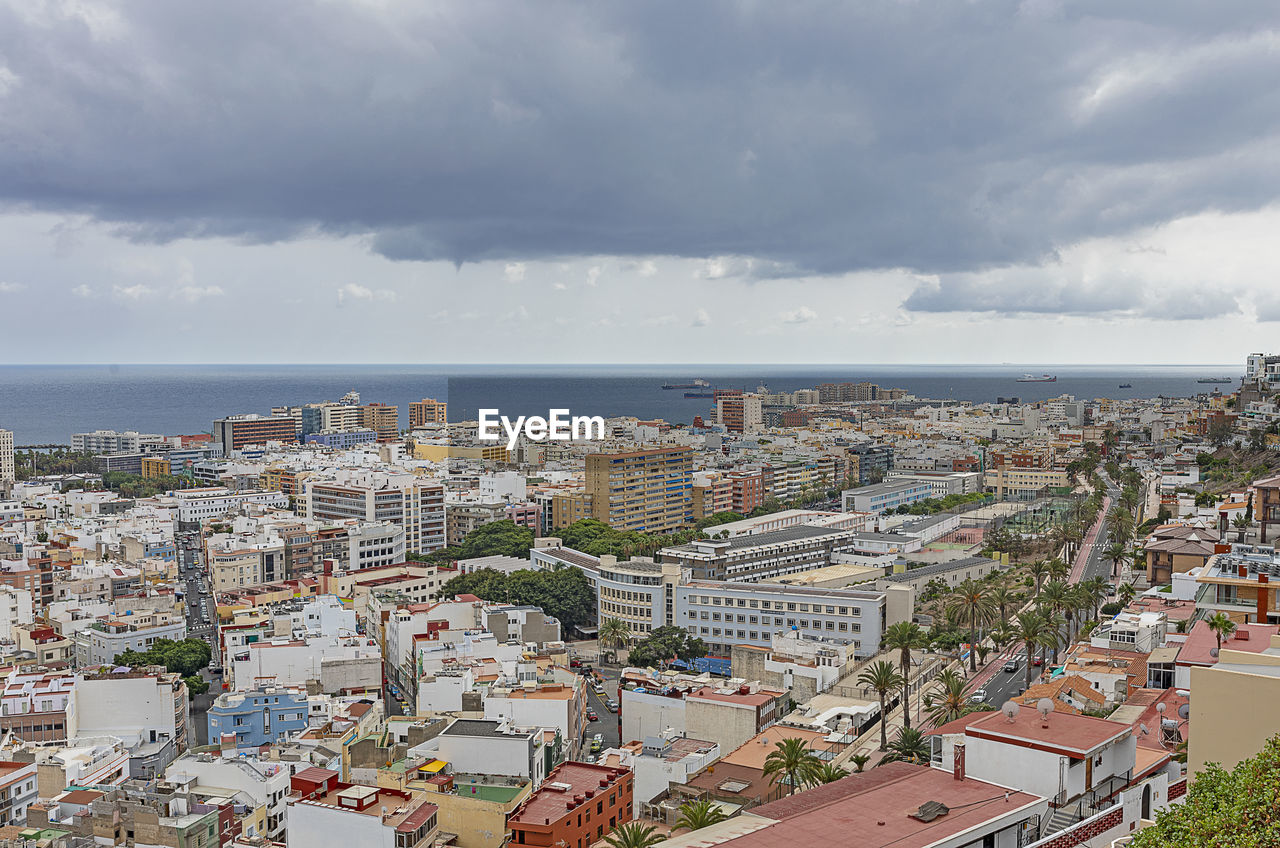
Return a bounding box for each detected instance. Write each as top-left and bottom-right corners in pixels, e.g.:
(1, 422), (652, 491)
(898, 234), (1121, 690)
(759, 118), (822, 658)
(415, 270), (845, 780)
(1118, 383), (1132, 389)
(1016, 374), (1057, 383)
(662, 378), (710, 390)
(684, 390), (715, 398)
(1197, 377), (1233, 384)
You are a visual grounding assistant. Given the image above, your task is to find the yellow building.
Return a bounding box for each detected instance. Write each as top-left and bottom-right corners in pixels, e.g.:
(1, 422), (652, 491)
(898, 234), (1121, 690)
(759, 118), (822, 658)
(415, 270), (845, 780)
(140, 456), (170, 479)
(982, 466), (1070, 499)
(550, 490), (592, 529)
(1189, 634), (1280, 777)
(413, 443), (510, 463)
(409, 398), (448, 426)
(585, 446), (693, 533)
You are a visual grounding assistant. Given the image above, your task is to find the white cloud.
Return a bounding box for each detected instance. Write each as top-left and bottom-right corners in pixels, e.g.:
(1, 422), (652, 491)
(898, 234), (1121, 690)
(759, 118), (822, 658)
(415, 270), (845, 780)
(586, 266), (601, 287)
(780, 306), (817, 324)
(112, 283), (153, 300)
(691, 307), (711, 327)
(71, 284), (94, 298)
(503, 262), (526, 283)
(637, 259), (658, 278)
(0, 281), (24, 293)
(175, 285), (224, 302)
(337, 283), (397, 305)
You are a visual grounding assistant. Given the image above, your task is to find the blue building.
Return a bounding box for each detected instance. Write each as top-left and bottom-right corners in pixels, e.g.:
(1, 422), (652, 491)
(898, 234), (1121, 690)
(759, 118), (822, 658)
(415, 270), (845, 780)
(305, 429), (378, 449)
(207, 687), (310, 748)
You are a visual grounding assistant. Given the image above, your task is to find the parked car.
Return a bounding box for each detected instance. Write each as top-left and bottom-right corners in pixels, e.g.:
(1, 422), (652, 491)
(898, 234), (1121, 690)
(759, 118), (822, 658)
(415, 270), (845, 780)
(1032, 656), (1043, 667)
(969, 689), (987, 704)
(605, 699), (618, 712)
(569, 659), (583, 668)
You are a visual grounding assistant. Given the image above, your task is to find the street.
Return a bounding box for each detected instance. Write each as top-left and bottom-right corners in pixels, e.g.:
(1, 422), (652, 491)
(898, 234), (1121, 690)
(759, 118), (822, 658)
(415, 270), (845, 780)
(575, 660), (622, 758)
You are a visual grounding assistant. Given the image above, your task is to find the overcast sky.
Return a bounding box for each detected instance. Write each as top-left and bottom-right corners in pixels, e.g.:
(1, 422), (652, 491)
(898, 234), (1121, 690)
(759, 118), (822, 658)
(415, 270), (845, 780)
(1, 0), (1276, 364)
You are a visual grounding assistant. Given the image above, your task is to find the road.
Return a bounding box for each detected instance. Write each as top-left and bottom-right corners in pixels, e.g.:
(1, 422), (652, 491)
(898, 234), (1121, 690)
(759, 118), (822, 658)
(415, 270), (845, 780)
(581, 665), (622, 757)
(176, 531), (223, 746)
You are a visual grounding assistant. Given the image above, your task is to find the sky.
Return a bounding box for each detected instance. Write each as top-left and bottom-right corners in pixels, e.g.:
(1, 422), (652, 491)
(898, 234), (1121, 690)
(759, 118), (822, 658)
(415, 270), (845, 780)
(0, 0), (1277, 364)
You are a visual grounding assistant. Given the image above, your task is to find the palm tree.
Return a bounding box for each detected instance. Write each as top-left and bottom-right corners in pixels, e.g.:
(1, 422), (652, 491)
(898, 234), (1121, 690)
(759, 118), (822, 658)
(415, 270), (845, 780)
(1039, 580), (1069, 620)
(1206, 612), (1238, 651)
(674, 799), (728, 832)
(811, 762), (849, 785)
(848, 753), (871, 773)
(1063, 584), (1088, 643)
(1108, 506), (1135, 543)
(1012, 611), (1049, 689)
(1117, 581), (1137, 606)
(1038, 609), (1067, 666)
(858, 660), (904, 751)
(878, 727), (930, 766)
(763, 737), (822, 795)
(947, 580), (996, 672)
(598, 617), (631, 664)
(603, 822), (666, 848)
(1046, 557), (1070, 583)
(923, 669), (968, 728)
(882, 622), (928, 729)
(1080, 576), (1109, 622)
(988, 584), (1020, 625)
(1027, 560), (1051, 597)
(1103, 541), (1130, 579)
(1233, 514), (1251, 542)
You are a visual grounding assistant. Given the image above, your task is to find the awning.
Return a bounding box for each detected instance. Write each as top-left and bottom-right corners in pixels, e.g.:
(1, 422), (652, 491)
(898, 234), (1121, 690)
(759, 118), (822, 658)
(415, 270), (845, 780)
(418, 759), (447, 773)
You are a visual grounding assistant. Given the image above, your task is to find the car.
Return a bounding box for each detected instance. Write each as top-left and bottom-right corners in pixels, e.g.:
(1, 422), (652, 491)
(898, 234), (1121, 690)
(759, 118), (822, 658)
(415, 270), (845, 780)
(590, 738), (602, 753)
(969, 689), (987, 704)
(1003, 659), (1019, 673)
(605, 699), (618, 712)
(1032, 656), (1043, 667)
(586, 709), (598, 721)
(569, 659), (583, 668)
(593, 683), (605, 695)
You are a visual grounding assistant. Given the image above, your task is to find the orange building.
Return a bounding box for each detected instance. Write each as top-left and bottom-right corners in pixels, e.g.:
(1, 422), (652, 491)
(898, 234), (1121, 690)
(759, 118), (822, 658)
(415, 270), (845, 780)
(409, 398), (448, 426)
(507, 762), (632, 848)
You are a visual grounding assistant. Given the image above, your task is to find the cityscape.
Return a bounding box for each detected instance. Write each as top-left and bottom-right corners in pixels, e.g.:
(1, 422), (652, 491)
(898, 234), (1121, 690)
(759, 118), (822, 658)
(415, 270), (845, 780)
(4, 3), (1280, 848)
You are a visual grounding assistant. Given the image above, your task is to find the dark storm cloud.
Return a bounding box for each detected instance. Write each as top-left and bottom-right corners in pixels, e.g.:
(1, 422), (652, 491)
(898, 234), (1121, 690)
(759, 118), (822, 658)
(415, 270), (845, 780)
(3, 0), (1280, 278)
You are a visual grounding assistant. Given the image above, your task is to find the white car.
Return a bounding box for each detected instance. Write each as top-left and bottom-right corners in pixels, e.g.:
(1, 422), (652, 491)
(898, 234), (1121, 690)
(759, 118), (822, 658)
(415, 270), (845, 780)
(968, 689), (987, 704)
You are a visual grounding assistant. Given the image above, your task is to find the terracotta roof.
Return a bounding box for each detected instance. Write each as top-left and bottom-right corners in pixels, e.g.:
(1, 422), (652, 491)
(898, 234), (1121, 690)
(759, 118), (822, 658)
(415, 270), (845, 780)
(1176, 621), (1279, 666)
(962, 708), (1132, 756)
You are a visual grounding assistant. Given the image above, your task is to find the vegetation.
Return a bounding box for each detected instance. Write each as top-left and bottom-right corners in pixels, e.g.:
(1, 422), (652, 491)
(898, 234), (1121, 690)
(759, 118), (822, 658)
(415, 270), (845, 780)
(946, 580), (995, 672)
(114, 638), (212, 700)
(811, 762), (849, 785)
(857, 660), (904, 751)
(673, 799), (728, 832)
(603, 822), (666, 848)
(13, 448), (100, 480)
(882, 621), (928, 729)
(623, 625), (707, 669)
(1206, 612), (1238, 652)
(762, 737), (822, 795)
(437, 565), (595, 631)
(922, 669), (969, 727)
(877, 726), (931, 766)
(891, 492), (992, 515)
(1130, 734), (1280, 847)
(597, 617), (632, 662)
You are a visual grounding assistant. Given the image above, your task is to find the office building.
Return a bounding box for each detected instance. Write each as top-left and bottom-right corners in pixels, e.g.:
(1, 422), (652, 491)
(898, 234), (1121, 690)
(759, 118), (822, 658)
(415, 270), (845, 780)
(981, 466), (1070, 500)
(716, 394), (763, 434)
(305, 429), (378, 449)
(213, 415), (298, 454)
(71, 430), (167, 454)
(585, 446), (693, 533)
(845, 443), (894, 486)
(658, 526), (870, 581)
(360, 402), (400, 442)
(409, 398), (448, 426)
(841, 480), (933, 514)
(0, 428), (14, 483)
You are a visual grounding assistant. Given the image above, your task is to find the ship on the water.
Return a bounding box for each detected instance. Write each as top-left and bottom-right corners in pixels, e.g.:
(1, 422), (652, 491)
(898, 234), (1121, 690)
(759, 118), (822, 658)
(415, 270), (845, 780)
(1016, 373), (1057, 383)
(662, 378), (711, 390)
(684, 390), (715, 398)
(1119, 383), (1132, 388)
(1197, 377), (1234, 384)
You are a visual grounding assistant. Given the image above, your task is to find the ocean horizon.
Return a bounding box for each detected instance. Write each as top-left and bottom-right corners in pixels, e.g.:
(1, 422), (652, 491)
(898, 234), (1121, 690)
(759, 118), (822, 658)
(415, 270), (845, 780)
(0, 363), (1241, 446)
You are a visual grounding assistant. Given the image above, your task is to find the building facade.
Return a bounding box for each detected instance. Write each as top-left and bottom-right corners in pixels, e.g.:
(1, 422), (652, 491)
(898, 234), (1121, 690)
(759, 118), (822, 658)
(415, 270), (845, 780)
(585, 447), (693, 534)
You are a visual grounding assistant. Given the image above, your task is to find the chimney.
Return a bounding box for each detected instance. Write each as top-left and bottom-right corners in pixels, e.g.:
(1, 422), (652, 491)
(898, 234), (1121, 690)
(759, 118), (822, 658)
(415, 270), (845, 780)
(953, 742), (965, 782)
(1259, 573), (1270, 623)
(1240, 562), (1248, 578)
(1219, 511), (1229, 535)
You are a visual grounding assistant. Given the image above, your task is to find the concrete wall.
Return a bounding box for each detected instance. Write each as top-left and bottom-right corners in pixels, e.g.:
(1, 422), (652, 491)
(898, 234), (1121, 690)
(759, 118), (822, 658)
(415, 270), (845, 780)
(621, 690), (686, 743)
(685, 699), (759, 754)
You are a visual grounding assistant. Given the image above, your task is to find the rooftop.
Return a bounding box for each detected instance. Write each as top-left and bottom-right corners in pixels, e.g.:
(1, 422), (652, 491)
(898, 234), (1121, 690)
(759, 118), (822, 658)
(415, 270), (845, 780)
(1176, 621), (1279, 667)
(879, 557), (1001, 583)
(956, 706), (1132, 757)
(665, 525), (847, 554)
(508, 762), (629, 826)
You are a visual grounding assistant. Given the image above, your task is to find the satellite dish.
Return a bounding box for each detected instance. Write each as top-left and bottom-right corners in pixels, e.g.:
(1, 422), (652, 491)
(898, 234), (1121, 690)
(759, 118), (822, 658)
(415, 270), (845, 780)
(1175, 690), (1190, 700)
(1178, 703), (1190, 720)
(1139, 723), (1149, 735)
(1001, 701), (1020, 722)
(1155, 702), (1166, 715)
(1036, 698), (1054, 719)
(1210, 648), (1219, 657)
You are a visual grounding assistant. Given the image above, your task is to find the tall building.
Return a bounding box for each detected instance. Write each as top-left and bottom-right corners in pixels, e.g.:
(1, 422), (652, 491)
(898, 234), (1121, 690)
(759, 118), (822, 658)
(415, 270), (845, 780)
(0, 428), (12, 483)
(585, 446), (693, 533)
(360, 402), (400, 442)
(71, 429), (167, 454)
(213, 415), (298, 453)
(304, 471), (446, 554)
(409, 397), (448, 426)
(716, 393), (763, 434)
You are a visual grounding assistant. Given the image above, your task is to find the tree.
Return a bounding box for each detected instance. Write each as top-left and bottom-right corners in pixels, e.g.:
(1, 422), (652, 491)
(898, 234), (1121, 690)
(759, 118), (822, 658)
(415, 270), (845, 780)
(882, 621), (928, 729)
(673, 799), (728, 832)
(1233, 514), (1251, 542)
(598, 617), (631, 663)
(1207, 612), (1238, 652)
(877, 727), (930, 766)
(184, 674), (209, 698)
(848, 753), (871, 773)
(1129, 734), (1280, 847)
(946, 580), (995, 672)
(453, 520), (535, 559)
(603, 822), (666, 848)
(115, 639), (211, 678)
(988, 584), (1020, 625)
(1104, 541), (1131, 579)
(811, 762), (848, 785)
(1012, 611), (1049, 689)
(762, 737), (821, 796)
(1046, 557), (1070, 583)
(1117, 582), (1137, 606)
(625, 626), (707, 669)
(923, 669), (968, 728)
(858, 660), (904, 752)
(437, 566), (595, 631)
(1080, 577), (1109, 623)
(1026, 560), (1051, 597)
(1207, 416), (1234, 449)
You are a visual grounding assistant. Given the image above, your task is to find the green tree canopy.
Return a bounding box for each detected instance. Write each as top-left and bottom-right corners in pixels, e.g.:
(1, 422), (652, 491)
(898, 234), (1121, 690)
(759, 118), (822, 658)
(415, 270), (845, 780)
(115, 638), (212, 678)
(437, 566), (595, 632)
(1131, 734), (1280, 847)
(625, 625), (707, 668)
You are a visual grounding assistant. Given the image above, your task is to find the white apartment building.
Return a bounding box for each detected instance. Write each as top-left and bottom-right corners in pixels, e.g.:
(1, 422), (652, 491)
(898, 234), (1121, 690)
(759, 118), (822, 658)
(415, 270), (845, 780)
(71, 430), (167, 454)
(0, 429), (13, 484)
(304, 471), (446, 554)
(174, 488), (289, 525)
(0, 587), (33, 642)
(344, 521), (406, 571)
(77, 614), (188, 666)
(884, 470), (983, 497)
(0, 761), (38, 825)
(165, 751), (292, 840)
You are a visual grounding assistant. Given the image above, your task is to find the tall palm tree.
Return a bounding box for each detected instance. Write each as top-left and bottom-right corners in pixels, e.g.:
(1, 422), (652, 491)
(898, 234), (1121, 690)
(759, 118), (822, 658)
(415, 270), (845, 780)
(1117, 581), (1137, 606)
(603, 822), (666, 848)
(947, 580), (996, 671)
(674, 799), (728, 832)
(882, 621), (928, 729)
(1108, 506), (1135, 543)
(762, 737), (821, 796)
(1103, 541), (1131, 579)
(877, 727), (930, 766)
(1027, 560), (1050, 597)
(1039, 580), (1069, 620)
(923, 669), (968, 728)
(1063, 584), (1088, 643)
(598, 617), (631, 663)
(1206, 612), (1238, 651)
(1080, 577), (1109, 622)
(1046, 558), (1070, 583)
(1038, 609), (1067, 666)
(811, 762), (849, 785)
(858, 660), (904, 751)
(1012, 611), (1049, 689)
(988, 583), (1021, 625)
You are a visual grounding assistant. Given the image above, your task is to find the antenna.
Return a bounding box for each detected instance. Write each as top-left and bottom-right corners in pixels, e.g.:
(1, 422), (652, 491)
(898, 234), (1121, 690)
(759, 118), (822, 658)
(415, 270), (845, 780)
(1036, 698), (1054, 719)
(1001, 701), (1020, 723)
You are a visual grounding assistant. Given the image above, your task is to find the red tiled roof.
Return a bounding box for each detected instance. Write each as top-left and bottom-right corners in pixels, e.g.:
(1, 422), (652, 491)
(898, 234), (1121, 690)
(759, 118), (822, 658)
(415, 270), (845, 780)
(1177, 621), (1279, 667)
(509, 762), (629, 826)
(963, 707), (1131, 756)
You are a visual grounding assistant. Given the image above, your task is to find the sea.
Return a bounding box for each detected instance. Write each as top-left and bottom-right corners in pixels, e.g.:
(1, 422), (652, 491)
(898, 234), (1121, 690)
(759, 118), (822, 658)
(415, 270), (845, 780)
(0, 363), (1240, 446)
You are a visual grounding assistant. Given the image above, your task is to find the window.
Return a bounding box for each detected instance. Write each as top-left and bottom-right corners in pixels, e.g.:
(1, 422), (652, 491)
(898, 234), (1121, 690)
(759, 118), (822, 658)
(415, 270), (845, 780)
(799, 604), (809, 612)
